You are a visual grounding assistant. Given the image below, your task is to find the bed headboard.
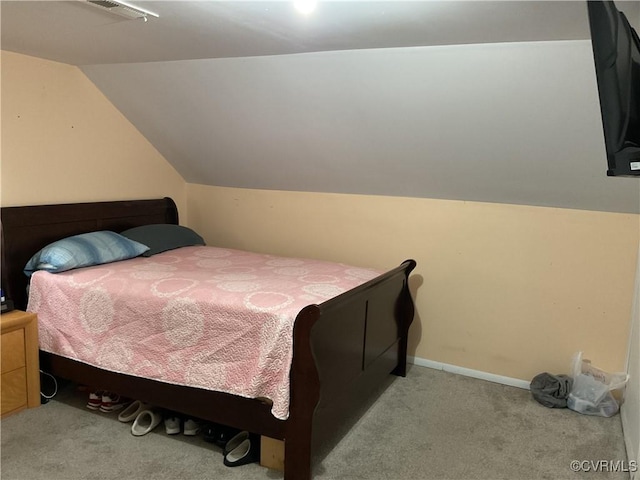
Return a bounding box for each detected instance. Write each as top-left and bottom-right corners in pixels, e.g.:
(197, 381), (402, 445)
(1, 197), (178, 311)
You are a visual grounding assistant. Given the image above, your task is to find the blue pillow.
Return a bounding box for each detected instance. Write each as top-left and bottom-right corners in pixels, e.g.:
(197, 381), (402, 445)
(120, 224), (205, 257)
(24, 231), (149, 277)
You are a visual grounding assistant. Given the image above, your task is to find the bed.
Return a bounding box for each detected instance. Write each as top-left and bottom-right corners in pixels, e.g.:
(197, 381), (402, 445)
(0, 197), (416, 480)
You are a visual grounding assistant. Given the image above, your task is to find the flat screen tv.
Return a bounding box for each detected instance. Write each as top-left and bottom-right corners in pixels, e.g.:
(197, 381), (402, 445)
(587, 0), (640, 177)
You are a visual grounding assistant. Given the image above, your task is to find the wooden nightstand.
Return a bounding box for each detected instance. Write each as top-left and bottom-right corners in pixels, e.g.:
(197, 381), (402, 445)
(1, 310), (40, 417)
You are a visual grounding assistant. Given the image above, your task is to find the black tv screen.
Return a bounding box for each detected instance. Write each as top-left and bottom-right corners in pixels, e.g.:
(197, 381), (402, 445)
(587, 0), (640, 177)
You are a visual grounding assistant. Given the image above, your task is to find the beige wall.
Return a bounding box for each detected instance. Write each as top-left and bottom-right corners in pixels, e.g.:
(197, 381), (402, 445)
(188, 183), (639, 380)
(0, 51), (186, 216)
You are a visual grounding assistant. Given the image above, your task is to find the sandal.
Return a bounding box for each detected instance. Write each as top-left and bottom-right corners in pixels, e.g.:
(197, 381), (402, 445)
(118, 400), (148, 423)
(223, 432), (261, 467)
(131, 409), (162, 436)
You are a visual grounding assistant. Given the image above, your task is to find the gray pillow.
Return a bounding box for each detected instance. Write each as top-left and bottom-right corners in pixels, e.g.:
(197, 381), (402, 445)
(120, 224), (205, 257)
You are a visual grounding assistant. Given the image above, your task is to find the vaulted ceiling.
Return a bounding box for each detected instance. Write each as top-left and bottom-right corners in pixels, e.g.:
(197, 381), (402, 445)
(0, 1), (600, 64)
(2, 1), (640, 213)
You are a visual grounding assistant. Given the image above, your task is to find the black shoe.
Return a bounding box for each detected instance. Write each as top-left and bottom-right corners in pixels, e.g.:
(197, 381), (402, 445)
(203, 423), (241, 449)
(223, 432), (260, 467)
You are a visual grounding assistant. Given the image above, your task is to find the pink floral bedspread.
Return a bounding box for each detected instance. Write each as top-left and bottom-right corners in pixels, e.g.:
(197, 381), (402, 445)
(27, 246), (380, 419)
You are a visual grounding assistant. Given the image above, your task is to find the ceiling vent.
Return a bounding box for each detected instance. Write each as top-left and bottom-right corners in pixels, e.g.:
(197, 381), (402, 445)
(85, 0), (159, 20)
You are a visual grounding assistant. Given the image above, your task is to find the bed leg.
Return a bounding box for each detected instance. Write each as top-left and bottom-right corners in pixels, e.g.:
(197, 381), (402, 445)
(392, 272), (416, 378)
(287, 305), (321, 480)
(393, 334), (409, 377)
(283, 435), (312, 480)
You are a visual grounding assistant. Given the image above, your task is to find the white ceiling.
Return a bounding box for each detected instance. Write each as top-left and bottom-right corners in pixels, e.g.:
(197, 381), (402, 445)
(2, 1), (640, 213)
(0, 1), (602, 65)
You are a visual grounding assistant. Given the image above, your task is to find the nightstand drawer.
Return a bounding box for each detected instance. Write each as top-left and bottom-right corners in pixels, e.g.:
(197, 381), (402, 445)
(2, 329), (26, 374)
(1, 367), (28, 416)
(1, 310), (40, 417)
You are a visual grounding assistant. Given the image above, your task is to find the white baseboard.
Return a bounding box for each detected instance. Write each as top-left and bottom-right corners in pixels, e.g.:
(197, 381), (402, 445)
(409, 356), (531, 390)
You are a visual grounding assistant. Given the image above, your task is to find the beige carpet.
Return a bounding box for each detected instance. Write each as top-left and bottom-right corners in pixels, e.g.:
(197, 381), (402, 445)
(0, 365), (629, 480)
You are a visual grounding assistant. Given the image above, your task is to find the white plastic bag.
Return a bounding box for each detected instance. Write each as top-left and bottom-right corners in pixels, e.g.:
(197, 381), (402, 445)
(567, 352), (629, 417)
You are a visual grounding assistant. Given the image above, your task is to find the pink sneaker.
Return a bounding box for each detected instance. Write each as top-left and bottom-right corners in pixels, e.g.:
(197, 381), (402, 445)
(86, 390), (104, 410)
(99, 392), (129, 413)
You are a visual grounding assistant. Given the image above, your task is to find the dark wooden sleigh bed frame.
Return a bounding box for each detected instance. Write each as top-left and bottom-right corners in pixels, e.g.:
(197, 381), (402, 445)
(1, 197), (416, 480)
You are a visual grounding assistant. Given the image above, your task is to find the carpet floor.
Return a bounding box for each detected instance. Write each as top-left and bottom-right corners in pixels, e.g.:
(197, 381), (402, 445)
(0, 365), (629, 480)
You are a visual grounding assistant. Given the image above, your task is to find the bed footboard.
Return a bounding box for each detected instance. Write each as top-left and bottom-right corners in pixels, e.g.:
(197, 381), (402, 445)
(286, 259), (416, 480)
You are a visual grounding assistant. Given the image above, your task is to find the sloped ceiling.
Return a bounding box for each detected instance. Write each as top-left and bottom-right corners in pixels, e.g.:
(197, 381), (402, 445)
(2, 1), (640, 213)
